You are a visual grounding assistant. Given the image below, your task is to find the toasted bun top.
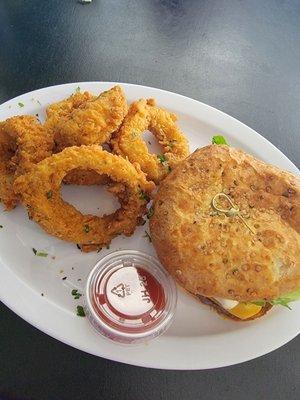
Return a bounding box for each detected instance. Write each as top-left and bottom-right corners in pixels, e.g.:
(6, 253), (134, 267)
(150, 145), (300, 301)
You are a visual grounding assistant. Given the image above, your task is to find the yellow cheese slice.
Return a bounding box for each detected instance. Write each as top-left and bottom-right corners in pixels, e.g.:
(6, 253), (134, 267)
(229, 303), (262, 320)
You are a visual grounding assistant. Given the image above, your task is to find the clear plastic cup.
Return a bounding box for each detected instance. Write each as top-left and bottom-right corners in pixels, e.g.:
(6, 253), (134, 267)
(84, 250), (177, 344)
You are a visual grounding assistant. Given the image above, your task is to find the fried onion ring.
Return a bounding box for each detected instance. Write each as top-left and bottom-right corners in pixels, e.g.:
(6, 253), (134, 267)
(45, 90), (103, 185)
(45, 90), (95, 134)
(54, 86), (127, 151)
(14, 145), (154, 252)
(0, 116), (53, 210)
(47, 86), (127, 186)
(112, 99), (189, 183)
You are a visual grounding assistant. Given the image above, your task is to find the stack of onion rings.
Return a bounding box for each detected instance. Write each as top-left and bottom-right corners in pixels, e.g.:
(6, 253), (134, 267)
(1, 85), (190, 251)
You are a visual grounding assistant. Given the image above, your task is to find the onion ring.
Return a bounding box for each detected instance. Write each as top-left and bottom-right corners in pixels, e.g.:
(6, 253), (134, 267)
(45, 90), (104, 185)
(112, 99), (189, 183)
(14, 145), (154, 252)
(54, 86), (127, 151)
(45, 91), (95, 134)
(46, 86), (127, 186)
(0, 116), (53, 210)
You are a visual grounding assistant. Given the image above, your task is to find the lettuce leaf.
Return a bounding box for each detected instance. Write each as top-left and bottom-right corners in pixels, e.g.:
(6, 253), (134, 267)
(212, 135), (228, 145)
(253, 289), (300, 310)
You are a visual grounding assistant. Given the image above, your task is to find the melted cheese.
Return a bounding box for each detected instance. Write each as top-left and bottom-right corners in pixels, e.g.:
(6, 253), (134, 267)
(229, 303), (262, 320)
(214, 298), (262, 320)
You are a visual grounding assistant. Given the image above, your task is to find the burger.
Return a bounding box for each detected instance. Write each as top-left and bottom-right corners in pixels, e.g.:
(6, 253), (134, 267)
(149, 141), (300, 321)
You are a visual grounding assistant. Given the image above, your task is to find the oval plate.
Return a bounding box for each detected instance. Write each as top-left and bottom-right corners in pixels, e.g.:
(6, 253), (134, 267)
(0, 82), (299, 370)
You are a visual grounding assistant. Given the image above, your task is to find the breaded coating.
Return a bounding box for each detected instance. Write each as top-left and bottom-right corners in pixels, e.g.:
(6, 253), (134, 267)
(54, 86), (127, 151)
(45, 91), (95, 133)
(0, 116), (53, 210)
(45, 90), (104, 185)
(14, 146), (154, 251)
(112, 99), (189, 183)
(0, 123), (17, 210)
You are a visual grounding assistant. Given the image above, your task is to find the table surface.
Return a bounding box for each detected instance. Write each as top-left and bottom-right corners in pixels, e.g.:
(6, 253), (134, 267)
(0, 1), (299, 399)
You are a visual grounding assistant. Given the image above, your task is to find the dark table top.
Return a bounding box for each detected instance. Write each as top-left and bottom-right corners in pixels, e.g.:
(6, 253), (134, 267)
(0, 1), (299, 399)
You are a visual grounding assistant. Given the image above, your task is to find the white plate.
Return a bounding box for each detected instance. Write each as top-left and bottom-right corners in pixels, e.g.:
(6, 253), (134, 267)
(0, 82), (299, 370)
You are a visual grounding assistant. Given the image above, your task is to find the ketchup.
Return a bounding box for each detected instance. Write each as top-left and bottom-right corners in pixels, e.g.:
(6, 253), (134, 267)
(85, 251), (177, 344)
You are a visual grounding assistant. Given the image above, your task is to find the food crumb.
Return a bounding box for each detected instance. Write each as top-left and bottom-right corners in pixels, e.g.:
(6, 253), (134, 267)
(41, 293), (44, 296)
(62, 276), (67, 280)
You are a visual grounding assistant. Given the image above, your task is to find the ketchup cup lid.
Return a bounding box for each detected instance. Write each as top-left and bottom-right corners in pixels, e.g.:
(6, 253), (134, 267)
(84, 250), (177, 344)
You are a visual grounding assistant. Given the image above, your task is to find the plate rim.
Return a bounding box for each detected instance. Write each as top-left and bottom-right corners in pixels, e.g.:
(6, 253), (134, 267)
(0, 81), (299, 370)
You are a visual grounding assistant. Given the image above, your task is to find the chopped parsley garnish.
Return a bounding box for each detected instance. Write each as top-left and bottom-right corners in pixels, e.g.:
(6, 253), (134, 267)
(76, 305), (86, 317)
(0, 225), (3, 229)
(147, 206), (154, 219)
(36, 100), (42, 106)
(139, 190), (150, 202)
(143, 230), (152, 243)
(212, 135), (228, 145)
(32, 247), (48, 257)
(18, 102), (24, 108)
(36, 251), (48, 257)
(46, 190), (53, 199)
(75, 86), (80, 92)
(76, 244), (81, 250)
(157, 154), (167, 164)
(32, 248), (48, 257)
(71, 289), (82, 300)
(157, 154), (170, 171)
(83, 224), (91, 233)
